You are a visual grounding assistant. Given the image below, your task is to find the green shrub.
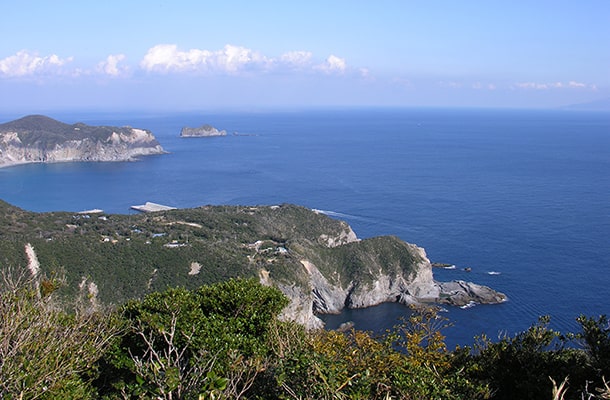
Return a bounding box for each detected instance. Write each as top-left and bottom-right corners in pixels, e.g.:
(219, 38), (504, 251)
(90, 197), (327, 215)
(98, 278), (288, 399)
(0, 267), (120, 400)
(269, 306), (490, 400)
(456, 316), (592, 400)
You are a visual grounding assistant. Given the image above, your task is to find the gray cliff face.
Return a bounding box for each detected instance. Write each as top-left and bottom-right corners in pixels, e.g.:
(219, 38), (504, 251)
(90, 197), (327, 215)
(180, 125), (227, 137)
(264, 229), (507, 329)
(0, 115), (165, 168)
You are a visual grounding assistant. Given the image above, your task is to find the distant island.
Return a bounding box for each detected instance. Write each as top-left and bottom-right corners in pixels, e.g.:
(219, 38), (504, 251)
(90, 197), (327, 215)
(180, 124), (227, 137)
(561, 97), (610, 111)
(0, 115), (166, 168)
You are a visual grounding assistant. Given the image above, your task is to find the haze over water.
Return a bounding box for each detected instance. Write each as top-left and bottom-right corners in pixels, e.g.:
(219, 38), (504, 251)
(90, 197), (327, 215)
(1, 108), (609, 347)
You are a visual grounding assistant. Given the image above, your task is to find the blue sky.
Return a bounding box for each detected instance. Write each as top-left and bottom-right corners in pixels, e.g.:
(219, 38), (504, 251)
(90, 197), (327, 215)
(1, 1), (608, 111)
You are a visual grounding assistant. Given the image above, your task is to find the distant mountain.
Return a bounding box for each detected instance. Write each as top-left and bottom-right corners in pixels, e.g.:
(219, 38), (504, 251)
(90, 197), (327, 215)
(0, 115), (166, 168)
(561, 97), (610, 111)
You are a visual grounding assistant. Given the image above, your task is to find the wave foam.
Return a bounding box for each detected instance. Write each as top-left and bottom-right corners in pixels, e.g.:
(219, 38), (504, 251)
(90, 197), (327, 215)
(460, 301), (476, 309)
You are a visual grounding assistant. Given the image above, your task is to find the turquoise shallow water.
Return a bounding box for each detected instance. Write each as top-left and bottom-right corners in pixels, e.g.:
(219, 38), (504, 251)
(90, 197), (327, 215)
(1, 108), (609, 347)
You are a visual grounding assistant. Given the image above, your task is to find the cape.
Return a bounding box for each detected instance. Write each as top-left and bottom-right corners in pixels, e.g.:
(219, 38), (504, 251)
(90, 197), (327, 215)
(0, 115), (165, 167)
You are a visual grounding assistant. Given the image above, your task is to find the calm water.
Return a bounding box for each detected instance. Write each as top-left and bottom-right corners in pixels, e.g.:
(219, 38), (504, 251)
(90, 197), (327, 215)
(1, 108), (609, 347)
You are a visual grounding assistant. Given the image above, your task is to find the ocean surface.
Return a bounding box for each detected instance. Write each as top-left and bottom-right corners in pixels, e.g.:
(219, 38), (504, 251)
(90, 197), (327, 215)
(1, 107), (609, 348)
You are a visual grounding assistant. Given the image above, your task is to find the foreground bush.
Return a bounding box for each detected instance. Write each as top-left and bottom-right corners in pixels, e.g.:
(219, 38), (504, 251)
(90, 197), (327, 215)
(454, 315), (610, 400)
(0, 267), (120, 399)
(2, 262), (609, 399)
(98, 278), (289, 399)
(269, 307), (490, 400)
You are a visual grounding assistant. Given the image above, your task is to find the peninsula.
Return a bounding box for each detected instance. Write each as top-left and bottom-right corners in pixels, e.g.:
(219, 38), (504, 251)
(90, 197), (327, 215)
(0, 115), (165, 168)
(180, 124), (227, 137)
(0, 200), (506, 329)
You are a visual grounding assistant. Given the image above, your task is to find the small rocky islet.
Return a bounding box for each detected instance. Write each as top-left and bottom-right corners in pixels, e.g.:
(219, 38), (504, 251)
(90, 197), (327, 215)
(180, 124), (227, 137)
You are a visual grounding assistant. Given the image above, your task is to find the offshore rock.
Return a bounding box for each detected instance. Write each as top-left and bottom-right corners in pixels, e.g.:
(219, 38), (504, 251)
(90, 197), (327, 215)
(0, 115), (165, 168)
(435, 280), (508, 306)
(180, 124), (227, 137)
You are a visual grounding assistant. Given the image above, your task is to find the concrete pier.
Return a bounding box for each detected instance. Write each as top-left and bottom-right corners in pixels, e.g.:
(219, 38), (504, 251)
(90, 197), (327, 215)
(131, 202), (176, 213)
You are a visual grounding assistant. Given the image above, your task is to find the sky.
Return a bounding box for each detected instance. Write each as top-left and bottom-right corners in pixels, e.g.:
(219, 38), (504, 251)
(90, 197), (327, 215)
(1, 1), (608, 112)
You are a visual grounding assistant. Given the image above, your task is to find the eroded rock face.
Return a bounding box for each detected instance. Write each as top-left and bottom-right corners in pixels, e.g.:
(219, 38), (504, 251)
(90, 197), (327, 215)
(319, 226), (358, 247)
(271, 237), (507, 328)
(0, 115), (165, 167)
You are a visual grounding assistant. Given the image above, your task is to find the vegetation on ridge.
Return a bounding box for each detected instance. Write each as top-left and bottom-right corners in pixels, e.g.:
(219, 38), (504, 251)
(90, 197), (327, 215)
(0, 115), (156, 146)
(0, 200), (420, 305)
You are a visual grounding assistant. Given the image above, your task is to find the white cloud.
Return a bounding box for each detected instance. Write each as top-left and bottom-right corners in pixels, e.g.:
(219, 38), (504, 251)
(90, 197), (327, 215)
(515, 82), (547, 89)
(140, 44), (201, 72)
(97, 54), (127, 76)
(0, 45), (353, 80)
(140, 44), (271, 74)
(359, 68), (372, 80)
(315, 54), (347, 74)
(437, 81), (463, 89)
(279, 51), (313, 68)
(0, 50), (72, 77)
(140, 44), (351, 76)
(220, 44), (270, 72)
(472, 82), (497, 90)
(568, 81), (586, 88)
(515, 81), (595, 90)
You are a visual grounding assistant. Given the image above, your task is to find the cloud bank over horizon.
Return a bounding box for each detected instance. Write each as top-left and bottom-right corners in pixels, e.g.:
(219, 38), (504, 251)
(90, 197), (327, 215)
(1, 25), (608, 111)
(0, 45), (599, 95)
(0, 45), (353, 79)
(1, 2), (607, 110)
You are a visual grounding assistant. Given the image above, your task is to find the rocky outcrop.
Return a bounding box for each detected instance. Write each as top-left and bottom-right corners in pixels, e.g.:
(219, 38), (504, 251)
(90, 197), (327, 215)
(436, 280), (507, 306)
(0, 115), (165, 168)
(270, 234), (507, 329)
(180, 124), (226, 137)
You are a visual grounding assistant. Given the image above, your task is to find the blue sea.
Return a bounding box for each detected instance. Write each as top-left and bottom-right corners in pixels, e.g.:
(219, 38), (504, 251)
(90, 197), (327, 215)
(1, 107), (609, 348)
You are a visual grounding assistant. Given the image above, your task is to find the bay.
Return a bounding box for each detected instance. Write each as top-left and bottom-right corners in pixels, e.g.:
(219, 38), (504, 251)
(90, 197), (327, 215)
(1, 107), (609, 348)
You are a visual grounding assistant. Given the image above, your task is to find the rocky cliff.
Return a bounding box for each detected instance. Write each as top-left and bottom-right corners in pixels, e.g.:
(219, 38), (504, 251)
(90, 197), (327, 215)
(0, 115), (165, 167)
(180, 124), (227, 137)
(264, 232), (507, 329)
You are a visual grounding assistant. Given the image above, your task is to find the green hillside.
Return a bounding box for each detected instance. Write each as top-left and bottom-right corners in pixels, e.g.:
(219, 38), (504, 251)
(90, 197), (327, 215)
(0, 200), (398, 304)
